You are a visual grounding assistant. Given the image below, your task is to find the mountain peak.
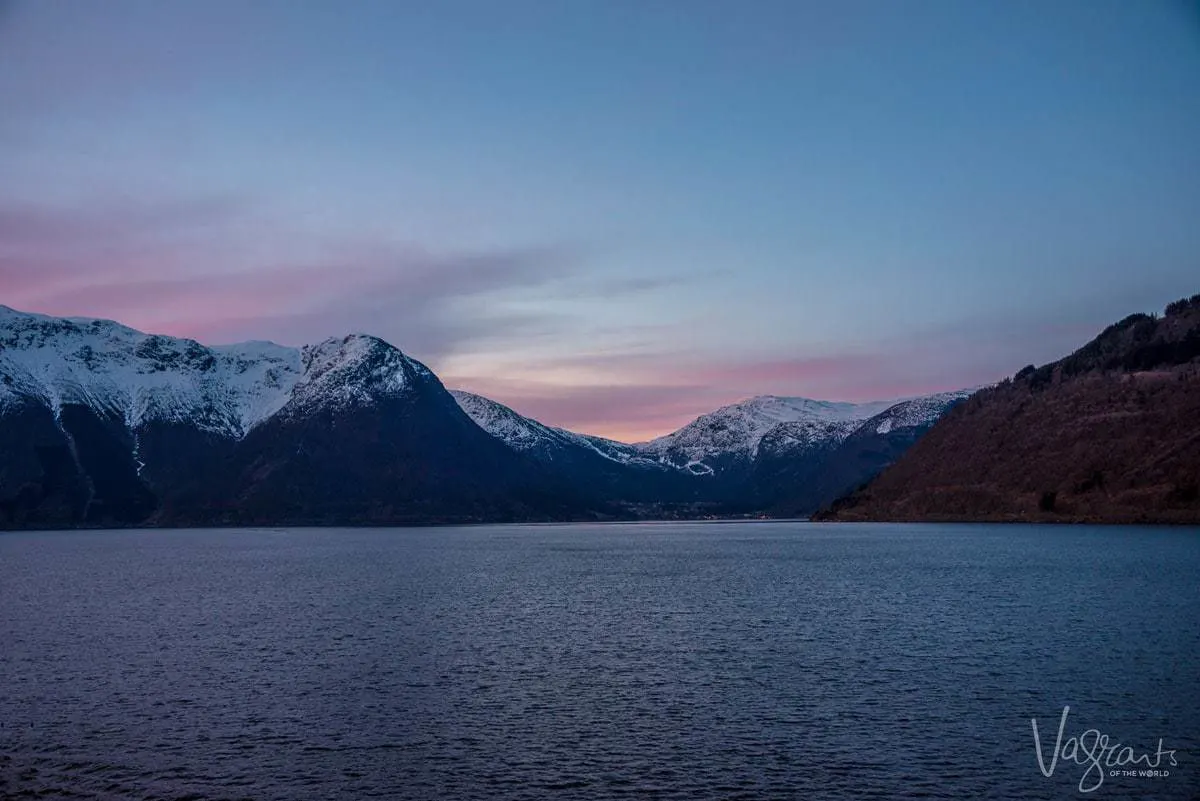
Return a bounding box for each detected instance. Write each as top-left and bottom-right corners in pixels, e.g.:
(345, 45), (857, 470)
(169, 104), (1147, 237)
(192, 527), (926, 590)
(287, 334), (435, 415)
(302, 333), (392, 368)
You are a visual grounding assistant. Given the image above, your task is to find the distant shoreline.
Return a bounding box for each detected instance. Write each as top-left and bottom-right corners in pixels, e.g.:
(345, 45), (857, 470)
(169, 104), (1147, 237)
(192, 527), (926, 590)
(6, 515), (1200, 533)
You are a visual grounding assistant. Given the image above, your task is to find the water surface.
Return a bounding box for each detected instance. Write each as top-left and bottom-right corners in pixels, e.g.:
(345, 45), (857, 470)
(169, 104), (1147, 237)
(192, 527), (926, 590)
(1, 522), (1197, 799)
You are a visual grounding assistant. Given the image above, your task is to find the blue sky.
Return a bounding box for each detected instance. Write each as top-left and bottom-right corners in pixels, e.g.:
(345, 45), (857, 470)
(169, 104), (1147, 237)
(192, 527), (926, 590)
(1, 0), (1198, 439)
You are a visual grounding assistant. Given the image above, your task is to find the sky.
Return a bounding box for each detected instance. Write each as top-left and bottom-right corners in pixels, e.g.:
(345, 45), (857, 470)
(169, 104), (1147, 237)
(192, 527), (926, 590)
(1, 0), (1198, 441)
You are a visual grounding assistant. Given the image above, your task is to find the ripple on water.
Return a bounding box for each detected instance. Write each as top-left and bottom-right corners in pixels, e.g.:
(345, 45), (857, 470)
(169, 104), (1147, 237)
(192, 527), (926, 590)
(1, 523), (1198, 800)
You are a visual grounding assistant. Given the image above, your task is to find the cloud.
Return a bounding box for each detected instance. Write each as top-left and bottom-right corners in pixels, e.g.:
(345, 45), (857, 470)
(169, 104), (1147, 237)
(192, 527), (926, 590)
(446, 375), (729, 443)
(0, 196), (248, 282)
(0, 196), (616, 361)
(444, 308), (1116, 441)
(445, 353), (984, 443)
(579, 275), (689, 297)
(444, 349), (887, 442)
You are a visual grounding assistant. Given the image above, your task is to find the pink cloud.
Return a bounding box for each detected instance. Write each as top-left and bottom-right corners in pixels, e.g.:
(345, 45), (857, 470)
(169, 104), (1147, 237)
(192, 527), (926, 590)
(0, 196), (585, 359)
(447, 376), (734, 443)
(446, 329), (1056, 441)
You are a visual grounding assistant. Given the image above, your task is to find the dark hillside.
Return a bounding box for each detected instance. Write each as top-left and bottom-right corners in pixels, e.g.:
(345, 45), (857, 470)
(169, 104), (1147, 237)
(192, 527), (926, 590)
(817, 295), (1200, 523)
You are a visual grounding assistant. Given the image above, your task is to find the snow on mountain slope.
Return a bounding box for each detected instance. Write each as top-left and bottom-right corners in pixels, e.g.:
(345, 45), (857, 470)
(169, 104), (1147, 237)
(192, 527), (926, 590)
(451, 390), (568, 451)
(0, 306), (302, 435)
(868, 389), (974, 435)
(0, 306), (430, 437)
(637, 395), (898, 471)
(450, 390), (661, 468)
(755, 418), (862, 458)
(284, 334), (435, 417)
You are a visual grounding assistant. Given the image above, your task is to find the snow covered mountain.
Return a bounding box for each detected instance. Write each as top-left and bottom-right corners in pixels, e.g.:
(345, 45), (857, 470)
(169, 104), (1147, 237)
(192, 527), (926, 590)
(451, 386), (976, 514)
(765, 389), (975, 515)
(0, 306), (594, 526)
(0, 305), (974, 526)
(636, 395), (897, 475)
(0, 305), (446, 436)
(0, 305), (302, 436)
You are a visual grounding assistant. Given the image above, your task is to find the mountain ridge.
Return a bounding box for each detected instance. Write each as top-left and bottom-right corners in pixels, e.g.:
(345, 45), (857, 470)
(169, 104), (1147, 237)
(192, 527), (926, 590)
(0, 305), (971, 527)
(817, 295), (1200, 523)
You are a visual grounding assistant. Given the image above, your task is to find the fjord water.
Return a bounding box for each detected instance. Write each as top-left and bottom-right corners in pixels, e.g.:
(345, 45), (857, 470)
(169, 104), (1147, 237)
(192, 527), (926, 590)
(1, 524), (1197, 800)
